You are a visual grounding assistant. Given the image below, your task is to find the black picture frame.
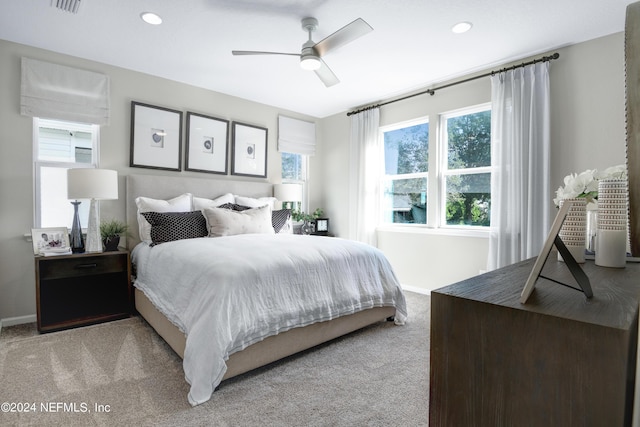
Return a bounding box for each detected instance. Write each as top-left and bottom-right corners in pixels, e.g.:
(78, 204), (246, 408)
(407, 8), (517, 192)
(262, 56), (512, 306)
(231, 121), (268, 178)
(130, 101), (183, 171)
(314, 218), (329, 235)
(185, 112), (229, 175)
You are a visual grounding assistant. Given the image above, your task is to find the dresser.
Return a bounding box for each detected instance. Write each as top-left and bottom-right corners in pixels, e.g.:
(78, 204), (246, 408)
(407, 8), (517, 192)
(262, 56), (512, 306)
(429, 255), (640, 426)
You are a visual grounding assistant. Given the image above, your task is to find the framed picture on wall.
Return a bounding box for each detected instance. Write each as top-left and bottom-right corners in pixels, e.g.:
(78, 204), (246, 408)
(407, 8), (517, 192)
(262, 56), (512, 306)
(185, 112), (229, 174)
(231, 121), (268, 178)
(130, 101), (183, 171)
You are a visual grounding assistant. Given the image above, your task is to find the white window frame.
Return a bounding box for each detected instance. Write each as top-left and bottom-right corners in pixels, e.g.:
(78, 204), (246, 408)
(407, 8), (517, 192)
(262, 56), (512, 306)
(438, 103), (492, 231)
(33, 118), (100, 228)
(379, 117), (430, 227)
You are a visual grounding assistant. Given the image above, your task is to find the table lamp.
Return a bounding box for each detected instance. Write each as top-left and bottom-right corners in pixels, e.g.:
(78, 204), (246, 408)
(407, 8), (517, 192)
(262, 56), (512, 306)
(273, 183), (302, 210)
(67, 168), (118, 253)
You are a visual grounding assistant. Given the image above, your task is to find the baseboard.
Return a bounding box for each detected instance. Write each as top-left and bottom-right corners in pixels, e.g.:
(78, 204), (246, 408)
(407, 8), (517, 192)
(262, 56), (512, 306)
(401, 284), (431, 295)
(1, 314), (37, 329)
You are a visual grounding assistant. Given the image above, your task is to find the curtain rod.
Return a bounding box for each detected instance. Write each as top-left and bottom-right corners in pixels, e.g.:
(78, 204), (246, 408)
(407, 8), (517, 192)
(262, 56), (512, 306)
(346, 52), (560, 117)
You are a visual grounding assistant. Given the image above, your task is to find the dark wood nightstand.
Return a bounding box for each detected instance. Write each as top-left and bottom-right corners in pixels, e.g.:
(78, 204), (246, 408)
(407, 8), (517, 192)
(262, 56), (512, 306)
(34, 250), (132, 333)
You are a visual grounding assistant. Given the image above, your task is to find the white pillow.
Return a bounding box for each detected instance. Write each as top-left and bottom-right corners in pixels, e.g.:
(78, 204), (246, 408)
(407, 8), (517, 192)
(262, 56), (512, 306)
(193, 193), (235, 211)
(204, 205), (275, 237)
(135, 193), (193, 243)
(234, 195), (277, 209)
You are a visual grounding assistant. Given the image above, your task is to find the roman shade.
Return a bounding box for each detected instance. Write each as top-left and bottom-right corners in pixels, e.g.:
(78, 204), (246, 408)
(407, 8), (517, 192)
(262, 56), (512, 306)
(21, 57), (110, 125)
(277, 115), (316, 156)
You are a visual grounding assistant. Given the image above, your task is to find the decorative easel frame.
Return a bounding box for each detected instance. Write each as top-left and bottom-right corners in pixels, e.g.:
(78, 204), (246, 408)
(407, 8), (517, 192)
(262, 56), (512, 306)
(520, 200), (593, 303)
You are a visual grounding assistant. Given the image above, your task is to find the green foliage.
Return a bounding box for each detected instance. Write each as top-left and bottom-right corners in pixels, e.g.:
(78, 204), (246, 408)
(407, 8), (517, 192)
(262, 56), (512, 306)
(447, 111), (491, 169)
(445, 111), (492, 226)
(100, 219), (129, 239)
(291, 208), (324, 222)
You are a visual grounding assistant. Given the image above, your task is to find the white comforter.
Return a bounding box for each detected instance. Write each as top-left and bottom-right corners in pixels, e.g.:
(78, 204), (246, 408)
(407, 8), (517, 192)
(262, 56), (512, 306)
(132, 234), (407, 406)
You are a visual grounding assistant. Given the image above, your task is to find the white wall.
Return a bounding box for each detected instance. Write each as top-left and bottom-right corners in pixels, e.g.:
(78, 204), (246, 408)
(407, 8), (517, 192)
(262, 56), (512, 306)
(318, 32), (627, 293)
(0, 39), (318, 323)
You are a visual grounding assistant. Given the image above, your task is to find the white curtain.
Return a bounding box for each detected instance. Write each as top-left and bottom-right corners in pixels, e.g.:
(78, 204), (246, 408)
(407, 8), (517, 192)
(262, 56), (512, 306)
(21, 57), (110, 125)
(488, 62), (551, 270)
(349, 108), (380, 246)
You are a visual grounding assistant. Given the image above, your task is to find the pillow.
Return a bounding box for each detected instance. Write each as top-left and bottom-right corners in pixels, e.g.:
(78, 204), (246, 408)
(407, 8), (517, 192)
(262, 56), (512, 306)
(135, 193), (193, 243)
(193, 193), (235, 211)
(234, 195), (277, 209)
(141, 211), (208, 246)
(204, 205), (275, 237)
(218, 202), (251, 211)
(272, 209), (293, 234)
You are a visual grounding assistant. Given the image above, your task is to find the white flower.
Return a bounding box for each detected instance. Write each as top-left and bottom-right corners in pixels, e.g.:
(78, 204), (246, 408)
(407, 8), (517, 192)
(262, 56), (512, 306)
(553, 164), (626, 207)
(596, 164), (627, 181)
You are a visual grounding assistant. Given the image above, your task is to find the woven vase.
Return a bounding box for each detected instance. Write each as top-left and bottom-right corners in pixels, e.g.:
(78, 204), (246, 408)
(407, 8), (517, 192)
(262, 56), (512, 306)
(557, 198), (586, 264)
(595, 179), (628, 268)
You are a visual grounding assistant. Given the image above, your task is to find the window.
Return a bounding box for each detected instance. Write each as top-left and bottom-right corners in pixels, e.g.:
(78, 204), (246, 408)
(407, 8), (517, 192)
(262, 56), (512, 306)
(34, 118), (99, 228)
(380, 119), (429, 224)
(281, 152), (307, 211)
(440, 105), (492, 227)
(379, 104), (491, 231)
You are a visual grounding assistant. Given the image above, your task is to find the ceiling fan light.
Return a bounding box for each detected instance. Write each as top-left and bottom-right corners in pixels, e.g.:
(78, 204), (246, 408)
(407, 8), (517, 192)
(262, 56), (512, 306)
(141, 12), (163, 25)
(300, 55), (321, 71)
(451, 21), (472, 34)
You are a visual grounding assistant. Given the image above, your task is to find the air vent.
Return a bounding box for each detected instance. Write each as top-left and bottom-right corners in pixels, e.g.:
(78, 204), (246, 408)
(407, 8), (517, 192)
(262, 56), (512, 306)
(52, 0), (82, 14)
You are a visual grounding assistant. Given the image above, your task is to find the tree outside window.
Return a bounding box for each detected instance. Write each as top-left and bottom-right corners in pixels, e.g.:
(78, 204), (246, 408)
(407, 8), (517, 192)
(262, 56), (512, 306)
(381, 120), (429, 224)
(442, 107), (491, 227)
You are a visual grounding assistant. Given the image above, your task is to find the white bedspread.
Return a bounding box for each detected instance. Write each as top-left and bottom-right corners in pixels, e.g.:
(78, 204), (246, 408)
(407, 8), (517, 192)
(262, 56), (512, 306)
(132, 234), (407, 406)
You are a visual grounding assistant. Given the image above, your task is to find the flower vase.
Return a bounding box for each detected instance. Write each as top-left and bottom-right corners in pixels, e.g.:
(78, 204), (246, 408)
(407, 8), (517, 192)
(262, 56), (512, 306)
(301, 219), (312, 235)
(586, 208), (598, 253)
(595, 179), (627, 268)
(557, 198), (586, 264)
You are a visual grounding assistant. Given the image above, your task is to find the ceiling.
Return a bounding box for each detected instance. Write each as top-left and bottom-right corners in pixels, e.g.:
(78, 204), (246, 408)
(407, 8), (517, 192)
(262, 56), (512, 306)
(0, 0), (634, 118)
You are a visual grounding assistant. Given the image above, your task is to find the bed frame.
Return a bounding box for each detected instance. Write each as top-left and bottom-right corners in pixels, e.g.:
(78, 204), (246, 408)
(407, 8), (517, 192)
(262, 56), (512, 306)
(126, 173), (396, 382)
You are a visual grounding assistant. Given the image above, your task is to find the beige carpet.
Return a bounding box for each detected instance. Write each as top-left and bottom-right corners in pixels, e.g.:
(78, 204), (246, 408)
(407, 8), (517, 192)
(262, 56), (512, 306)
(0, 291), (430, 427)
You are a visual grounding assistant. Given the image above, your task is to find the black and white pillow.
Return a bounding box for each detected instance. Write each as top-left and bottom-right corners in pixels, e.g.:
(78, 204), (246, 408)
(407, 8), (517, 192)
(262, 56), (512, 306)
(218, 202), (251, 212)
(141, 211), (208, 246)
(272, 209), (292, 234)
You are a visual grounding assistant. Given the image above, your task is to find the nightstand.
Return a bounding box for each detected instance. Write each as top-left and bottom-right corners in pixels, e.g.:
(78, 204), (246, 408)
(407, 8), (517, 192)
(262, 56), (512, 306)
(34, 250), (132, 333)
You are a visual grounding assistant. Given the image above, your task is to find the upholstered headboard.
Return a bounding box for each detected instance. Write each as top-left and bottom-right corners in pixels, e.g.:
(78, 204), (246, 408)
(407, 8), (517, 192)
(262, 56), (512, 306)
(126, 174), (273, 249)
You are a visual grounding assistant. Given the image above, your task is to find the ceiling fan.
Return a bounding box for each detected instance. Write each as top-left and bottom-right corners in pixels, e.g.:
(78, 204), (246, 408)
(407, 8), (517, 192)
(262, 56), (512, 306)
(232, 17), (373, 87)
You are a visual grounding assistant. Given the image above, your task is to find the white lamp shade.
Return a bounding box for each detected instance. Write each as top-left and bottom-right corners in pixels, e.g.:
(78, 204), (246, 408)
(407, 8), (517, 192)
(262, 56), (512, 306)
(67, 169), (118, 200)
(273, 183), (302, 202)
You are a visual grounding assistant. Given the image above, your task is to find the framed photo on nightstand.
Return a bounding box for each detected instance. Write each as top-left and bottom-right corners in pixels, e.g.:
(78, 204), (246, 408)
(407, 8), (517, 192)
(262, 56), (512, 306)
(314, 218), (329, 235)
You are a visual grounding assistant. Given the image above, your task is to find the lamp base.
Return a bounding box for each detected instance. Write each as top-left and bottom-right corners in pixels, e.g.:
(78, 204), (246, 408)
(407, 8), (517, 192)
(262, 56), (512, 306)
(85, 198), (103, 253)
(70, 201), (85, 253)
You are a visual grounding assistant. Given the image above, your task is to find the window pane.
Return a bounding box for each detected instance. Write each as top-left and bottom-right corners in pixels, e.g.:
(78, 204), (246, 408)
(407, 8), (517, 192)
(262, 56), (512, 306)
(445, 173), (491, 226)
(38, 127), (92, 163)
(447, 110), (491, 169)
(382, 177), (427, 224)
(282, 152), (302, 180)
(40, 166), (89, 229)
(384, 123), (428, 175)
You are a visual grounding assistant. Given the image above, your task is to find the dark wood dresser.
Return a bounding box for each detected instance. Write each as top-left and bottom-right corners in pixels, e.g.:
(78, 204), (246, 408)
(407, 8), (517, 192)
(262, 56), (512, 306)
(429, 255), (640, 427)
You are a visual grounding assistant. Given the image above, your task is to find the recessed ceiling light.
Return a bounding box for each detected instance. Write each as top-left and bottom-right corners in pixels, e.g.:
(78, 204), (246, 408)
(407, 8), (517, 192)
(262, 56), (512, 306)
(451, 21), (472, 34)
(141, 12), (162, 25)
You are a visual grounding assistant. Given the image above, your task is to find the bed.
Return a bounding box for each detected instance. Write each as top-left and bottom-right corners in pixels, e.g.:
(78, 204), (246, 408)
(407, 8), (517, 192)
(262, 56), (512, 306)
(126, 174), (407, 406)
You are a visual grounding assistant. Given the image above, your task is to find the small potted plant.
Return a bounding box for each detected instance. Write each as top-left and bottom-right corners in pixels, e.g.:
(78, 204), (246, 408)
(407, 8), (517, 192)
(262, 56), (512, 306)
(100, 219), (129, 251)
(291, 208), (324, 234)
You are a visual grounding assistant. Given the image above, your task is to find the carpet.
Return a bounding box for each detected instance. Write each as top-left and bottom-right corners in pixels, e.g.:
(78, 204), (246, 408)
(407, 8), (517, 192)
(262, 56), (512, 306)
(0, 291), (430, 427)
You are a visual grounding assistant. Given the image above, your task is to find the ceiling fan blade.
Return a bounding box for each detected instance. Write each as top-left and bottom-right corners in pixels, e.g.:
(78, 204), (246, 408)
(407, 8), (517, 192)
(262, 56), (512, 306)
(314, 18), (373, 57)
(314, 59), (339, 87)
(232, 50), (300, 56)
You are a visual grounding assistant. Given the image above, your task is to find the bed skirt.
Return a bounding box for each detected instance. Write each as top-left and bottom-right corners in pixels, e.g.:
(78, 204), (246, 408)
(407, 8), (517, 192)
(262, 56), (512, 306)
(134, 288), (396, 381)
